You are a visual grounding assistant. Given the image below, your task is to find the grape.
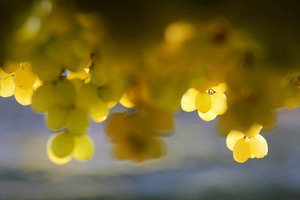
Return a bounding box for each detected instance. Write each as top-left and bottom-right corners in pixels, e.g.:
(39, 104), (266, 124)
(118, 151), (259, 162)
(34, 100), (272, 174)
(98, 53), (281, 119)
(249, 134), (268, 158)
(0, 75), (15, 97)
(226, 130), (244, 151)
(2, 61), (19, 74)
(13, 62), (37, 89)
(244, 123), (262, 138)
(195, 91), (211, 113)
(45, 105), (69, 130)
(33, 78), (43, 90)
(54, 79), (76, 107)
(198, 110), (217, 121)
(90, 99), (109, 123)
(69, 78), (83, 92)
(150, 110), (174, 133)
(181, 88), (199, 112)
(31, 58), (62, 82)
(107, 101), (117, 108)
(146, 138), (165, 159)
(212, 82), (227, 93)
(66, 107), (89, 135)
(31, 83), (55, 113)
(211, 92), (227, 115)
(0, 67), (7, 78)
(90, 65), (109, 87)
(48, 132), (74, 158)
(119, 93), (135, 108)
(233, 138), (251, 163)
(72, 135), (94, 161)
(75, 83), (98, 112)
(113, 143), (131, 160)
(47, 134), (72, 165)
(106, 113), (130, 141)
(14, 86), (33, 105)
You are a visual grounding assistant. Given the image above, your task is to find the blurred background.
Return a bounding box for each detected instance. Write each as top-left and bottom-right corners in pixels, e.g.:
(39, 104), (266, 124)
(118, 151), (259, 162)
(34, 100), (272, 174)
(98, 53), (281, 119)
(0, 97), (300, 199)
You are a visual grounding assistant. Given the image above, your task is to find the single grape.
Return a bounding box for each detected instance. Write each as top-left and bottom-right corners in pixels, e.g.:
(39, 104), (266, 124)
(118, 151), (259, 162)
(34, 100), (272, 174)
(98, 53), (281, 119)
(195, 91), (211, 113)
(46, 105), (69, 130)
(233, 138), (251, 163)
(48, 132), (74, 158)
(47, 134), (72, 165)
(212, 82), (227, 93)
(72, 135), (94, 161)
(90, 65), (109, 87)
(13, 62), (37, 89)
(119, 93), (135, 108)
(211, 92), (227, 115)
(181, 88), (199, 112)
(31, 83), (55, 113)
(249, 134), (268, 158)
(14, 86), (33, 105)
(0, 75), (15, 97)
(75, 83), (98, 112)
(66, 107), (89, 135)
(226, 130), (244, 151)
(90, 98), (109, 123)
(31, 58), (62, 82)
(54, 79), (76, 107)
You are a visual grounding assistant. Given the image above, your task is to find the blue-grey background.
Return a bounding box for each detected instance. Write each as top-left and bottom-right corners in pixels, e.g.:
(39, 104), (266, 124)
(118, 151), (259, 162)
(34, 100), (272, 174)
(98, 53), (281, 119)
(0, 97), (300, 199)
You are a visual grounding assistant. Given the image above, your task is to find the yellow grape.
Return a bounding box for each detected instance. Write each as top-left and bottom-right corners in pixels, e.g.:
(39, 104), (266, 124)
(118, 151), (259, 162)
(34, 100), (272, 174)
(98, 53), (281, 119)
(67, 69), (90, 82)
(31, 58), (62, 82)
(31, 83), (55, 113)
(0, 75), (15, 97)
(233, 138), (251, 163)
(106, 113), (130, 141)
(14, 86), (33, 105)
(54, 79), (76, 107)
(72, 135), (95, 161)
(46, 105), (69, 130)
(13, 62), (37, 89)
(47, 134), (72, 165)
(75, 83), (98, 112)
(90, 65), (109, 87)
(107, 101), (117, 109)
(226, 130), (244, 151)
(113, 143), (131, 160)
(212, 82), (227, 93)
(69, 78), (83, 92)
(211, 92), (227, 115)
(195, 91), (211, 113)
(48, 132), (74, 158)
(181, 88), (199, 112)
(33, 78), (43, 90)
(119, 93), (135, 108)
(244, 123), (263, 138)
(66, 107), (89, 135)
(146, 138), (165, 159)
(249, 134), (268, 158)
(2, 61), (19, 74)
(90, 99), (109, 123)
(151, 110), (174, 132)
(0, 67), (8, 78)
(198, 110), (217, 121)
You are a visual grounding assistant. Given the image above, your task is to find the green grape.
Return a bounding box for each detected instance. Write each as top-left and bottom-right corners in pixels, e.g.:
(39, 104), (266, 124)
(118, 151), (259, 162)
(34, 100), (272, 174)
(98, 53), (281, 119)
(46, 105), (69, 130)
(13, 62), (37, 89)
(31, 58), (62, 82)
(67, 69), (89, 82)
(47, 134), (72, 165)
(14, 86), (33, 105)
(195, 91), (211, 113)
(0, 75), (15, 97)
(181, 88), (199, 112)
(244, 123), (262, 138)
(90, 65), (109, 87)
(54, 79), (76, 107)
(75, 83), (98, 113)
(233, 138), (251, 163)
(72, 135), (94, 161)
(31, 83), (55, 113)
(66, 107), (89, 135)
(69, 78), (83, 92)
(211, 92), (227, 115)
(249, 134), (268, 158)
(212, 82), (227, 93)
(90, 99), (109, 123)
(226, 130), (244, 151)
(0, 67), (8, 78)
(198, 110), (217, 121)
(119, 93), (135, 108)
(2, 61), (19, 74)
(48, 132), (74, 158)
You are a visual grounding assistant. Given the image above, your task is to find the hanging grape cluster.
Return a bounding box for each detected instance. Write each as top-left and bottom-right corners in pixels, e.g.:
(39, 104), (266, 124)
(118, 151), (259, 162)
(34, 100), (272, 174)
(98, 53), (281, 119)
(0, 0), (300, 164)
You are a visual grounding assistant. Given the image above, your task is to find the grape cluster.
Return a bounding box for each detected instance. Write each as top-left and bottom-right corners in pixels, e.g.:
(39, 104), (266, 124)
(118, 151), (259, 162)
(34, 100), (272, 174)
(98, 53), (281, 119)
(1, 0), (300, 165)
(181, 83), (228, 121)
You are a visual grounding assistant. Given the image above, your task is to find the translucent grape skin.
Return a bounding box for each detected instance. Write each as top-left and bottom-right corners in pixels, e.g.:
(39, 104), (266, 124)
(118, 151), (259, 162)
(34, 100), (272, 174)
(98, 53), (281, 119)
(66, 107), (89, 135)
(195, 91), (211, 113)
(181, 88), (198, 112)
(13, 62), (36, 89)
(46, 105), (69, 130)
(211, 92), (227, 115)
(48, 132), (74, 158)
(54, 79), (76, 107)
(31, 83), (55, 113)
(72, 135), (94, 161)
(233, 138), (251, 163)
